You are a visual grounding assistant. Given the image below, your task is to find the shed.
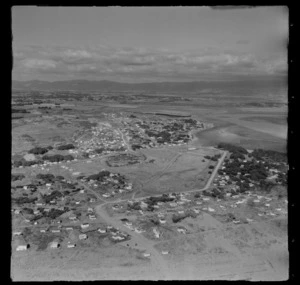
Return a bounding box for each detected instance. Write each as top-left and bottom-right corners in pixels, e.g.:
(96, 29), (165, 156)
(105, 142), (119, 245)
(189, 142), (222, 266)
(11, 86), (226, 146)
(16, 244), (29, 251)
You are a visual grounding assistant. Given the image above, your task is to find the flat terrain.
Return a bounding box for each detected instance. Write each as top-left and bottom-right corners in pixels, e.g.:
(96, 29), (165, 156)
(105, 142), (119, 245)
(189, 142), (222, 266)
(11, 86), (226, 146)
(11, 88), (288, 281)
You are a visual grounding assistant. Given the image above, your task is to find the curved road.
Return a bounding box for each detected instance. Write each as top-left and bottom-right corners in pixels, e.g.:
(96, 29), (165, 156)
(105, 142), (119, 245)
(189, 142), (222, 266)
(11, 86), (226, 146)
(95, 150), (227, 279)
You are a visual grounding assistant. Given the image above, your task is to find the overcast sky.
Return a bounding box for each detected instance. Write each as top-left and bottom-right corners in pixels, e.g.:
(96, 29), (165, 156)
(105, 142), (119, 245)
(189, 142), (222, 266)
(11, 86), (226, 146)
(12, 6), (288, 82)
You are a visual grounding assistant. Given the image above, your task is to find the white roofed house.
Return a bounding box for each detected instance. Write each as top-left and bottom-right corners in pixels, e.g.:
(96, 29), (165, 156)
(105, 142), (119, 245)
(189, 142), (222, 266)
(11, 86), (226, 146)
(79, 233), (88, 240)
(81, 223), (90, 229)
(50, 241), (60, 249)
(16, 244), (30, 251)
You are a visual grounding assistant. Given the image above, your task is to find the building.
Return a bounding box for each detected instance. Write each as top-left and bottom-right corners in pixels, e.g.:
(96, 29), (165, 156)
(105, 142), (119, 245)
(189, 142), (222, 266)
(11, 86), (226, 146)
(16, 244), (29, 251)
(50, 242), (60, 249)
(177, 227), (187, 234)
(79, 234), (87, 240)
(81, 223), (89, 229)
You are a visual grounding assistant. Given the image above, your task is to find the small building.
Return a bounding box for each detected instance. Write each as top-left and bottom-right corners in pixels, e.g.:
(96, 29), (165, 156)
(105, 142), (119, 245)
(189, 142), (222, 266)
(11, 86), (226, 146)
(50, 242), (60, 249)
(111, 235), (124, 240)
(51, 229), (61, 233)
(67, 243), (76, 248)
(16, 244), (29, 251)
(81, 223), (89, 229)
(13, 231), (22, 236)
(79, 234), (87, 240)
(177, 227), (187, 234)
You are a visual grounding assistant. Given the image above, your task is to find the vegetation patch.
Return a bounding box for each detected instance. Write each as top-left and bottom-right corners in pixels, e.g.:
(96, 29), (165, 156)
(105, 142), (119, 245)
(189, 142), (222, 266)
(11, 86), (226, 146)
(106, 153), (146, 167)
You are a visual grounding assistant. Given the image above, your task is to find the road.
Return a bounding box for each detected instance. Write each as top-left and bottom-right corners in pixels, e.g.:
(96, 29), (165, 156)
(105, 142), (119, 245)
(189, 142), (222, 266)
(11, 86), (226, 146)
(117, 128), (131, 151)
(94, 150), (228, 279)
(203, 150), (227, 190)
(100, 150), (228, 205)
(95, 203), (172, 280)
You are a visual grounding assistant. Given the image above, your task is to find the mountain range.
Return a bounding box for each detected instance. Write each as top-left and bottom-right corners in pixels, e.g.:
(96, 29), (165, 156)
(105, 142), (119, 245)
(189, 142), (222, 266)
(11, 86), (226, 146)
(12, 79), (286, 92)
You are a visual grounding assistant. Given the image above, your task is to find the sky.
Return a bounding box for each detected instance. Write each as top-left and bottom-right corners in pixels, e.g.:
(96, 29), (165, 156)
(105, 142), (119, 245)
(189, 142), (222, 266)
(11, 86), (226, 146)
(12, 6), (288, 82)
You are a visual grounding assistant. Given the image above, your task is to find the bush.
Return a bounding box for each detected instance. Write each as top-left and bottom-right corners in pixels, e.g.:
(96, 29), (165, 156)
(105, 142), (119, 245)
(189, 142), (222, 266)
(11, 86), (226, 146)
(11, 173), (25, 181)
(28, 147), (48, 155)
(57, 144), (75, 150)
(86, 170), (110, 181)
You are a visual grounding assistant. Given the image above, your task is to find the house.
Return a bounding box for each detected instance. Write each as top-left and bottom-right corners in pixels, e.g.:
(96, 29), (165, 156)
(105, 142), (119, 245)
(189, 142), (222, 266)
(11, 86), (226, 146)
(51, 229), (61, 233)
(89, 215), (96, 220)
(66, 227), (73, 231)
(161, 251), (169, 255)
(81, 223), (89, 229)
(177, 228), (187, 234)
(40, 229), (46, 233)
(50, 242), (60, 249)
(159, 219), (166, 224)
(143, 253), (151, 257)
(16, 244), (29, 251)
(111, 235), (124, 240)
(79, 234), (87, 240)
(98, 228), (106, 233)
(153, 228), (160, 238)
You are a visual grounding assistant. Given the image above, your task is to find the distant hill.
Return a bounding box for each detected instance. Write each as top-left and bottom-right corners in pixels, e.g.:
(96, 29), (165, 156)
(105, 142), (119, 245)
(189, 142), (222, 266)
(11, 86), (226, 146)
(12, 78), (287, 92)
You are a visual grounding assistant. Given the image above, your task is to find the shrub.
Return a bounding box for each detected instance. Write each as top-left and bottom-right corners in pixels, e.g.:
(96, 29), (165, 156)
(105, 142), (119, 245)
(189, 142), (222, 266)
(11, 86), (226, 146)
(57, 144), (75, 150)
(28, 147), (48, 155)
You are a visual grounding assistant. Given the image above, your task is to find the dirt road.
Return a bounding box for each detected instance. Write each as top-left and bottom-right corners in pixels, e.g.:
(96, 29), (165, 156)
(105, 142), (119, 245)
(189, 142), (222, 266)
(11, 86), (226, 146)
(95, 203), (172, 280)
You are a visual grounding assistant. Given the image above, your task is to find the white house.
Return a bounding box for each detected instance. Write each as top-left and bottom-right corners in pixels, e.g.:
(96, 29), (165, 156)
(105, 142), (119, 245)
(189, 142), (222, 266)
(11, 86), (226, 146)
(50, 242), (60, 249)
(79, 234), (87, 240)
(16, 245), (29, 251)
(81, 223), (89, 229)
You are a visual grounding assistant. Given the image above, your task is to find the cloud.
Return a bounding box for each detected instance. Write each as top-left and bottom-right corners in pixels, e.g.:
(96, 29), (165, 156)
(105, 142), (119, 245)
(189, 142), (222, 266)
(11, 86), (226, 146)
(13, 44), (287, 81)
(21, 58), (57, 70)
